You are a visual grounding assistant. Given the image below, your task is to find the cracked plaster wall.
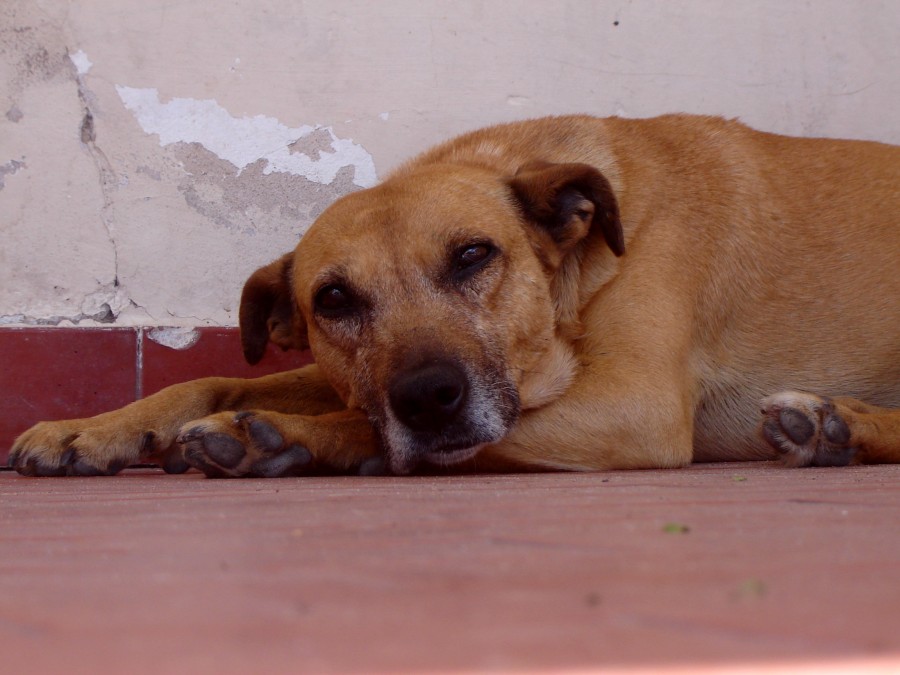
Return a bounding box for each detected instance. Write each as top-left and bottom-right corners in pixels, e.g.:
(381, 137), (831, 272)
(2, 1), (899, 327)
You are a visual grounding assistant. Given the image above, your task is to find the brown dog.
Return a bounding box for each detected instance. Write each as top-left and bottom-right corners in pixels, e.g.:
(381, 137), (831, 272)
(9, 114), (900, 477)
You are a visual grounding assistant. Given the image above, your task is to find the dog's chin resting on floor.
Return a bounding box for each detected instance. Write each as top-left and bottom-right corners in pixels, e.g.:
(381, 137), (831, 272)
(10, 114), (900, 478)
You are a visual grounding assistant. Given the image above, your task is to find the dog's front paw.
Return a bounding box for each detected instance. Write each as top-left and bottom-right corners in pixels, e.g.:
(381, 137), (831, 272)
(9, 420), (136, 476)
(177, 411), (316, 478)
(761, 391), (857, 467)
(10, 417), (190, 477)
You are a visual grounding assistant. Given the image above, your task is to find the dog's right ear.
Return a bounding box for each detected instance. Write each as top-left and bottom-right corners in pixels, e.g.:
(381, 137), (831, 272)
(239, 253), (308, 365)
(509, 161), (624, 265)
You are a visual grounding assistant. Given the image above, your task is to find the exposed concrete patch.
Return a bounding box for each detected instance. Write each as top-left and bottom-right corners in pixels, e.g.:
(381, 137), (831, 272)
(116, 86), (378, 187)
(0, 304), (116, 326)
(80, 284), (133, 321)
(135, 165), (161, 181)
(175, 143), (360, 235)
(288, 127), (334, 160)
(0, 283), (142, 325)
(0, 158), (26, 190)
(147, 326), (201, 350)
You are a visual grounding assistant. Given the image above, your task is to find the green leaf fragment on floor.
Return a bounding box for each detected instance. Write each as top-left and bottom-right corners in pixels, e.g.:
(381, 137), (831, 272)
(736, 578), (767, 598)
(662, 522), (690, 534)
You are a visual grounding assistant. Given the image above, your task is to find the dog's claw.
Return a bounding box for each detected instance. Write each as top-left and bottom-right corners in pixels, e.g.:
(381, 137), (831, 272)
(247, 419), (284, 454)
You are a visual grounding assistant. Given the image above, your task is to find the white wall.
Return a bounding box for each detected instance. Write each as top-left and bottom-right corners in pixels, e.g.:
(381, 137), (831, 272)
(2, 0), (898, 326)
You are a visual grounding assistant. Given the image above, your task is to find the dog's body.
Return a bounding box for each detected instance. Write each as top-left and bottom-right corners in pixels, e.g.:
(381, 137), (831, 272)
(10, 114), (900, 477)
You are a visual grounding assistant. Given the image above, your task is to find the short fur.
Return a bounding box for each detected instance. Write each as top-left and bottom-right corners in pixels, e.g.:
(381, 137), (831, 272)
(10, 114), (900, 477)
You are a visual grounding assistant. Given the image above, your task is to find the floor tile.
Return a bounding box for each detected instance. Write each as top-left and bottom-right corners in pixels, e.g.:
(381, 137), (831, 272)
(1, 463), (898, 673)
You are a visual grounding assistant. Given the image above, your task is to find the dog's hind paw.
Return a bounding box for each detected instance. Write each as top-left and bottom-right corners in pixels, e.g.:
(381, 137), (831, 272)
(760, 391), (858, 467)
(177, 411), (315, 478)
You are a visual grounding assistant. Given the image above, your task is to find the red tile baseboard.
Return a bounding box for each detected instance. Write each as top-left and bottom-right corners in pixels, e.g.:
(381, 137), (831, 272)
(0, 327), (313, 461)
(140, 327), (312, 397)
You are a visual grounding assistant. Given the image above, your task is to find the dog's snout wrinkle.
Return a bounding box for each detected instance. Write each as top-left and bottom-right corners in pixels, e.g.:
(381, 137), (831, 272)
(389, 361), (469, 434)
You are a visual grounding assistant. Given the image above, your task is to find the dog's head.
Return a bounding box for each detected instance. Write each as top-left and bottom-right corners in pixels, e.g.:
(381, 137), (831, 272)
(239, 160), (623, 473)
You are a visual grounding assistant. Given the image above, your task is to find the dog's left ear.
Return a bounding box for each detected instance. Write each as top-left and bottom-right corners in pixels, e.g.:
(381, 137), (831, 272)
(509, 161), (624, 261)
(239, 253), (309, 365)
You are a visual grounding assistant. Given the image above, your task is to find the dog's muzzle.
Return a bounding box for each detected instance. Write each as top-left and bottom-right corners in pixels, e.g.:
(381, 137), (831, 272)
(382, 354), (519, 473)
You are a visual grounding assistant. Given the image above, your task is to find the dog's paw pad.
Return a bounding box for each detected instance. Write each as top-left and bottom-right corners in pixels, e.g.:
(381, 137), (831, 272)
(822, 413), (851, 445)
(249, 444), (312, 477)
(161, 450), (191, 474)
(777, 408), (816, 445)
(199, 432), (246, 469)
(236, 412), (284, 453)
(68, 457), (128, 477)
(178, 428), (238, 478)
(357, 456), (389, 476)
(177, 412), (314, 478)
(761, 392), (858, 467)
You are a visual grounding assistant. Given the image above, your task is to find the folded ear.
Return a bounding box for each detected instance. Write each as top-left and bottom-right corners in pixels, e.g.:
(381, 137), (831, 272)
(239, 253), (308, 365)
(509, 161), (624, 263)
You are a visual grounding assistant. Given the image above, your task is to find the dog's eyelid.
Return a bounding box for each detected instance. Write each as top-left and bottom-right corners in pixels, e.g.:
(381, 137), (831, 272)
(313, 281), (360, 318)
(448, 240), (499, 283)
(457, 243), (491, 266)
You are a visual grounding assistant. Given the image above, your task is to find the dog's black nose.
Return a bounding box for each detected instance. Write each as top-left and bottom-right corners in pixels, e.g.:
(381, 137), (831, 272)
(389, 361), (468, 433)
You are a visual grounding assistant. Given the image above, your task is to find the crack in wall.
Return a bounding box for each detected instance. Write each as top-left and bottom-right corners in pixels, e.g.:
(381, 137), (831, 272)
(67, 47), (125, 319)
(0, 304), (117, 326)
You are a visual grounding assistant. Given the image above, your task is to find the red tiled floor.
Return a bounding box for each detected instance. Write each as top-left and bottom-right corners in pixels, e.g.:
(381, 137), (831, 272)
(141, 326), (312, 396)
(1, 462), (898, 674)
(0, 328), (137, 462)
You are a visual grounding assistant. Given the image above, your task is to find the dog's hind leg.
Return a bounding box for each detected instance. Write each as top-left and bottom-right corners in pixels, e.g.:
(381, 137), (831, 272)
(760, 391), (900, 466)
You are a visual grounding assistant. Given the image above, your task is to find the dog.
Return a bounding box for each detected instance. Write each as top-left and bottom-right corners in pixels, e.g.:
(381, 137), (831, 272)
(9, 114), (900, 477)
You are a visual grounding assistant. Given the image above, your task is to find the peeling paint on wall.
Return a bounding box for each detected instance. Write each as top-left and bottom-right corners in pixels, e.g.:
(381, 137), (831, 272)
(68, 49), (92, 75)
(4, 0), (898, 330)
(116, 86), (378, 188)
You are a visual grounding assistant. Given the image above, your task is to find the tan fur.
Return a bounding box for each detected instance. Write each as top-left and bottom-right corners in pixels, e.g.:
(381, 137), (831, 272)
(10, 114), (900, 477)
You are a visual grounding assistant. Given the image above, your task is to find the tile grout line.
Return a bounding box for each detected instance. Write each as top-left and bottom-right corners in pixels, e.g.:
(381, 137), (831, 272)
(135, 327), (144, 401)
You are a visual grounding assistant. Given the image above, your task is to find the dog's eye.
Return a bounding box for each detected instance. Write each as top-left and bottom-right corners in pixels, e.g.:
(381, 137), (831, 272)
(314, 284), (355, 317)
(453, 243), (496, 278)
